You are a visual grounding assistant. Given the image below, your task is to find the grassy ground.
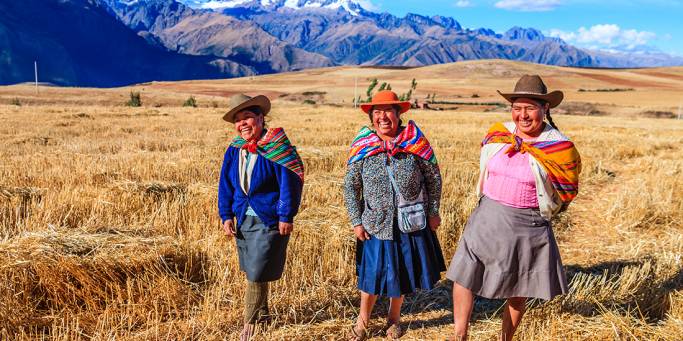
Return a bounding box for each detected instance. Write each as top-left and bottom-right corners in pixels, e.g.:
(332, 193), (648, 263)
(0, 77), (682, 340)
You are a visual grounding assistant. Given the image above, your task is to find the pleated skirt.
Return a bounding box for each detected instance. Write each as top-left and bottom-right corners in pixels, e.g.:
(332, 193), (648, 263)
(236, 215), (290, 283)
(356, 222), (446, 298)
(446, 196), (568, 300)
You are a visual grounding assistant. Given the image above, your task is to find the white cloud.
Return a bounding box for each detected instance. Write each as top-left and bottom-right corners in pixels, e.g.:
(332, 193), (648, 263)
(549, 24), (656, 51)
(356, 0), (380, 11)
(455, 0), (473, 7)
(494, 0), (561, 11)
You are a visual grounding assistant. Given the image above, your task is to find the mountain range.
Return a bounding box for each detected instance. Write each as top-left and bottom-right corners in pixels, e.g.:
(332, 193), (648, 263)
(1, 0), (681, 87)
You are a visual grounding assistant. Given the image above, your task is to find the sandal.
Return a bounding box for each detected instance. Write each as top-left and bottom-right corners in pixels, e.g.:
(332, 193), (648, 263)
(347, 324), (368, 341)
(386, 322), (403, 339)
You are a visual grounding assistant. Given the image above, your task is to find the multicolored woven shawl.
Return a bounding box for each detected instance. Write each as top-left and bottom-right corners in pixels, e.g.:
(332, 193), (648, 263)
(348, 120), (437, 165)
(231, 128), (305, 182)
(482, 122), (581, 203)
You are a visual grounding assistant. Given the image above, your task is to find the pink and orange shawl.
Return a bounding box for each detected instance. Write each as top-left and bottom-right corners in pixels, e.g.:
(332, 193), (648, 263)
(482, 122), (581, 203)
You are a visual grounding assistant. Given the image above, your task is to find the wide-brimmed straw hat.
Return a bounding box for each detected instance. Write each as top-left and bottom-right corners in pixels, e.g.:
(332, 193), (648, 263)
(223, 94), (271, 123)
(497, 75), (564, 108)
(360, 90), (411, 114)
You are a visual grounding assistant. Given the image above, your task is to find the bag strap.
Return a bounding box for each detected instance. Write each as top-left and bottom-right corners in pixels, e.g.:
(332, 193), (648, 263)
(386, 163), (404, 202)
(386, 160), (425, 204)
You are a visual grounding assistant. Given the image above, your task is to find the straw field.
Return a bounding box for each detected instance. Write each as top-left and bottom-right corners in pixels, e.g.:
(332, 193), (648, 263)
(1, 65), (682, 340)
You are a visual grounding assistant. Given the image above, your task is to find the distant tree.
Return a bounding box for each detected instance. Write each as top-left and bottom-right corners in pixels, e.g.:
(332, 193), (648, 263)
(411, 78), (417, 90)
(10, 98), (21, 106)
(366, 78), (378, 98)
(126, 91), (142, 107)
(386, 83), (392, 90)
(378, 82), (387, 92)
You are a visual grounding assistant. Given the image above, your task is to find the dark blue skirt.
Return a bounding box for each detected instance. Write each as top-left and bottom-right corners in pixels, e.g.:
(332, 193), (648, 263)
(236, 215), (290, 282)
(356, 224), (446, 297)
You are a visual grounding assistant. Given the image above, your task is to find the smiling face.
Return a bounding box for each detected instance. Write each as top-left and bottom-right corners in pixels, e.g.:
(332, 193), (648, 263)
(511, 98), (549, 139)
(234, 109), (264, 141)
(371, 104), (400, 138)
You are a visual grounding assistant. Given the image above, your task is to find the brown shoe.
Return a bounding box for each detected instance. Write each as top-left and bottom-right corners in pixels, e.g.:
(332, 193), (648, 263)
(386, 322), (403, 339)
(240, 323), (255, 341)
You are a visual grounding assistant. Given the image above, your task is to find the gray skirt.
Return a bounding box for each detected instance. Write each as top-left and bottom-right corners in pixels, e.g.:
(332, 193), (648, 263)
(446, 196), (568, 300)
(236, 215), (290, 283)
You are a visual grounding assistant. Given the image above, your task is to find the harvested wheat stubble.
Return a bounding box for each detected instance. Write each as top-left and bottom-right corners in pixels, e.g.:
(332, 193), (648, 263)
(110, 180), (188, 198)
(0, 87), (682, 339)
(0, 228), (207, 335)
(0, 186), (45, 201)
(0, 186), (46, 235)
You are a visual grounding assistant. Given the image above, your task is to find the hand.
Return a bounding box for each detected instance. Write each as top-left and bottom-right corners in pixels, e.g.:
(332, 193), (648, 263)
(428, 215), (441, 231)
(279, 222), (293, 235)
(353, 225), (371, 241)
(223, 219), (236, 238)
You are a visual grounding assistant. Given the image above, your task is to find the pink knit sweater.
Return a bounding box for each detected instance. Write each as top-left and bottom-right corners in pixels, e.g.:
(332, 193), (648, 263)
(482, 148), (539, 208)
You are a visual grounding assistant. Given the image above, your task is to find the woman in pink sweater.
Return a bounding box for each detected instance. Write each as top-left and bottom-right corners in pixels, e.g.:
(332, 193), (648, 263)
(447, 75), (581, 341)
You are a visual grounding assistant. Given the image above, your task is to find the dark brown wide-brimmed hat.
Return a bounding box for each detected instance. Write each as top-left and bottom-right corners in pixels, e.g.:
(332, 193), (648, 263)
(360, 90), (411, 114)
(222, 94), (271, 123)
(497, 75), (564, 108)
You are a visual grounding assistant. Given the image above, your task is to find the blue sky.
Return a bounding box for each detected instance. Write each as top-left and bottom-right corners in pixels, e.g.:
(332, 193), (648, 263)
(360, 0), (683, 55)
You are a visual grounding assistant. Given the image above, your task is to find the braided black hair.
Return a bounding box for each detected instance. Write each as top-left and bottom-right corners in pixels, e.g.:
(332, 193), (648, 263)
(546, 110), (559, 130)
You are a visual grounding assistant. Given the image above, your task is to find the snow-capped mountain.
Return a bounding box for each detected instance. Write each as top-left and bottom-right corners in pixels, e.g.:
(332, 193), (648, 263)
(102, 0), (683, 70)
(178, 0), (366, 15)
(5, 0), (681, 87)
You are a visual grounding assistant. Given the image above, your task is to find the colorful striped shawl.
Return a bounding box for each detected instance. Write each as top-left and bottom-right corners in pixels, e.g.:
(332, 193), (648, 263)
(482, 122), (581, 203)
(230, 128), (305, 182)
(348, 120), (437, 165)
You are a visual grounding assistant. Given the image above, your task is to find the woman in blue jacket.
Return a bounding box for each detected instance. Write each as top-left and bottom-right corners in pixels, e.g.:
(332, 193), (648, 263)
(218, 94), (304, 340)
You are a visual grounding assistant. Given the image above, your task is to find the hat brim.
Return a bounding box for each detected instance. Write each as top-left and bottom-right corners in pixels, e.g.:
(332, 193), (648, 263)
(223, 95), (271, 123)
(360, 101), (411, 114)
(497, 90), (564, 108)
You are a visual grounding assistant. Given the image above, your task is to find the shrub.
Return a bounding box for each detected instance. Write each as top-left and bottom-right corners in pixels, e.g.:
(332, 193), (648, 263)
(303, 99), (316, 105)
(126, 92), (142, 107)
(10, 98), (21, 106)
(183, 96), (197, 108)
(301, 91), (326, 96)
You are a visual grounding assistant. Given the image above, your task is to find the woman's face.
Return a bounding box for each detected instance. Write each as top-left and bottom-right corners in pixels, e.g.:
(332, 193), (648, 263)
(234, 110), (264, 141)
(372, 105), (400, 137)
(511, 98), (548, 138)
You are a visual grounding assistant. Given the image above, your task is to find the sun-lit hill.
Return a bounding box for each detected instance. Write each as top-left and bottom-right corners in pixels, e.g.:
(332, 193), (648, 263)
(3, 60), (683, 118)
(149, 60), (683, 109)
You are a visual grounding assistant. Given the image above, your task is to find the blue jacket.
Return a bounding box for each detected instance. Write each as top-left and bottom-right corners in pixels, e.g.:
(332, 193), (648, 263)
(218, 146), (303, 227)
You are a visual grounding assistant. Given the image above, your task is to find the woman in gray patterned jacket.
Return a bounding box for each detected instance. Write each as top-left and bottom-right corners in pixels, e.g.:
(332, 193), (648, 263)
(344, 90), (446, 340)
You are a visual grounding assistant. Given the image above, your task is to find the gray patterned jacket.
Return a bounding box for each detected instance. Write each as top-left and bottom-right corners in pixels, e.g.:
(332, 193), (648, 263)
(343, 152), (442, 240)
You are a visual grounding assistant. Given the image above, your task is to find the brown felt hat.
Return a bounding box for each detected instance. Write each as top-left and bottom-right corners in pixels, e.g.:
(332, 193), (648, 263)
(223, 94), (271, 123)
(497, 75), (564, 108)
